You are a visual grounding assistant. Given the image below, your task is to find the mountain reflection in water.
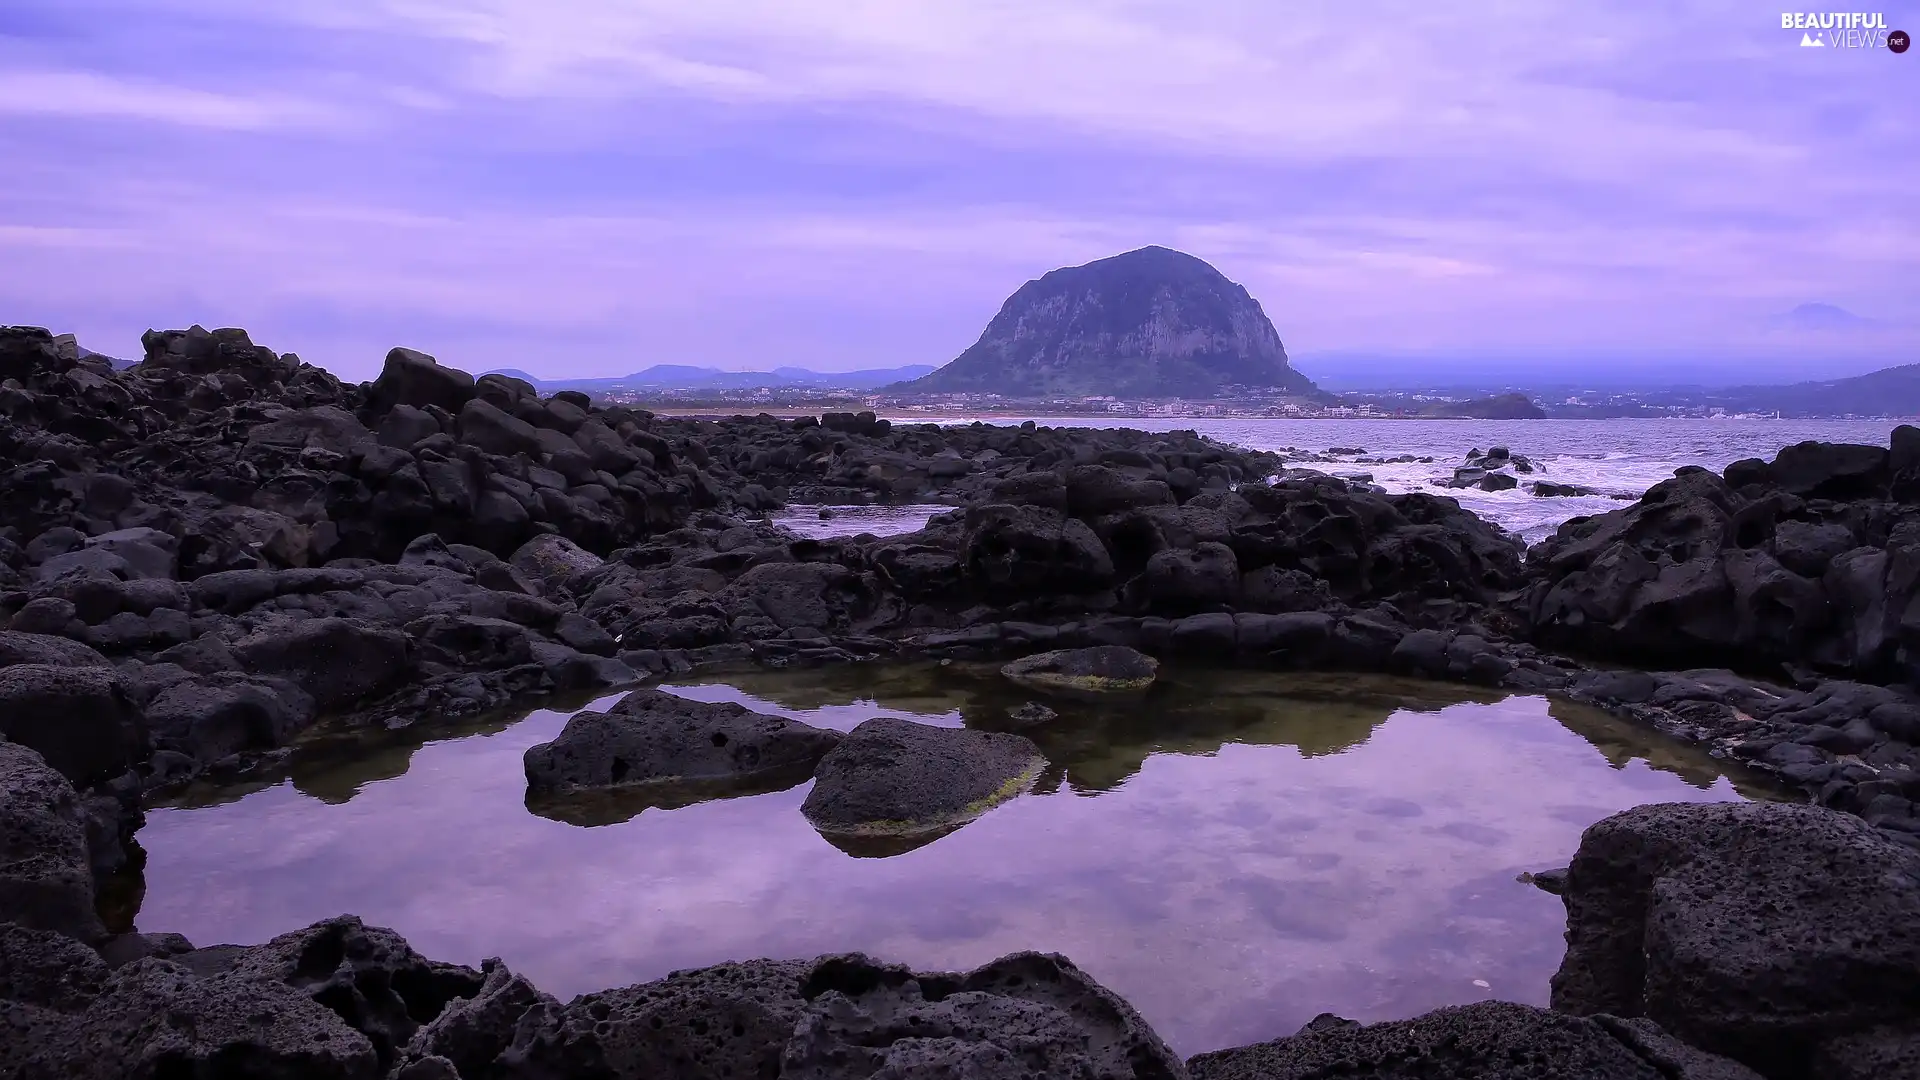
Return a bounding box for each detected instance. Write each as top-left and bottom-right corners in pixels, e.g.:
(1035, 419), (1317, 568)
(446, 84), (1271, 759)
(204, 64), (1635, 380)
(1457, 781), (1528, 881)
(132, 665), (1781, 1057)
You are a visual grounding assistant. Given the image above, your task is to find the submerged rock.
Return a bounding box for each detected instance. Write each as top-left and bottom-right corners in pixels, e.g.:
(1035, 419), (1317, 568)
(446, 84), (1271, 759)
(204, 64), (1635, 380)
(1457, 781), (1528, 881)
(1189, 1001), (1762, 1080)
(523, 688), (843, 811)
(1002, 645), (1160, 698)
(1533, 481), (1598, 498)
(801, 717), (1044, 854)
(1006, 701), (1059, 727)
(1552, 801), (1920, 1077)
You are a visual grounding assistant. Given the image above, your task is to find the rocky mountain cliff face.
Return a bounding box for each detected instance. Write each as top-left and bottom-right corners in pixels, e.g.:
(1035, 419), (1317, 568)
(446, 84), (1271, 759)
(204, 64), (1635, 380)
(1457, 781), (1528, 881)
(906, 246), (1321, 398)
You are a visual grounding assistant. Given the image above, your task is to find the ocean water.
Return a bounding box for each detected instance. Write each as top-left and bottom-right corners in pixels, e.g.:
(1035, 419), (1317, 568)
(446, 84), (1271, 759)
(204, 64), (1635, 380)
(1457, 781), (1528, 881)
(856, 416), (1903, 543)
(133, 666), (1778, 1057)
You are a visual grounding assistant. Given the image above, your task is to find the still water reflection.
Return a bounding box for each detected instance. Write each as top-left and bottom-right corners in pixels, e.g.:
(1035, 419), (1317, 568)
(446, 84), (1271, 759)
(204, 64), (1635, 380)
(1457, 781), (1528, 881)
(134, 665), (1778, 1056)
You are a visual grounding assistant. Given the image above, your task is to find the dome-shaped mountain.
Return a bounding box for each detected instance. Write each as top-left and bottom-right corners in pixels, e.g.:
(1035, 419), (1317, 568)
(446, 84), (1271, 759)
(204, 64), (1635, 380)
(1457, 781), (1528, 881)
(903, 246), (1319, 398)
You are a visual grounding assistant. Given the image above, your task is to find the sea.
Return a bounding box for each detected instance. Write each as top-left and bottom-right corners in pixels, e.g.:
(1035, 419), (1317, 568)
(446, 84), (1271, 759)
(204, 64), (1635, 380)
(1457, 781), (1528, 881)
(773, 417), (1906, 544)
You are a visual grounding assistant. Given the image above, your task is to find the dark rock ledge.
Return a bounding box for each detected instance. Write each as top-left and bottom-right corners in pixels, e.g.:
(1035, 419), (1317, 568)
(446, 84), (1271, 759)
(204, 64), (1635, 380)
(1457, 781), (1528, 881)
(4, 323), (1920, 1075)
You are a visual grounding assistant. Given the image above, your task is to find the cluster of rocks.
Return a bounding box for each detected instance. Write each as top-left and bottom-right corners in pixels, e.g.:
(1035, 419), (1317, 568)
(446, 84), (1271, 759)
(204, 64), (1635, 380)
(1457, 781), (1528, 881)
(1526, 438), (1920, 683)
(8, 717), (1913, 1077)
(4, 323), (1920, 846)
(7, 322), (1920, 1073)
(1445, 445), (1536, 492)
(518, 652), (1137, 842)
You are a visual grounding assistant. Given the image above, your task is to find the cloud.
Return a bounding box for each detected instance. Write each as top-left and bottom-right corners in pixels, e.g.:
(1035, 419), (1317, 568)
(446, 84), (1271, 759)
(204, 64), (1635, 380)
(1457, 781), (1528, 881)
(0, 68), (346, 129)
(1, 0), (1915, 377)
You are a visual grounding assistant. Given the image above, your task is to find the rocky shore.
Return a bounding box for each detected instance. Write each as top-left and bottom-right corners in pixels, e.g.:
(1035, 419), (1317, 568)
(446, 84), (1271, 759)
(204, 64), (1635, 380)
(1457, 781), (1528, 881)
(4, 324), (1919, 1077)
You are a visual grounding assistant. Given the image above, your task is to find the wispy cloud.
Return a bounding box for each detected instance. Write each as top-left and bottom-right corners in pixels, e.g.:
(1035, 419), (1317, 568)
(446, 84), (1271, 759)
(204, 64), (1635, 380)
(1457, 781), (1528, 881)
(1, 0), (1915, 378)
(0, 69), (345, 129)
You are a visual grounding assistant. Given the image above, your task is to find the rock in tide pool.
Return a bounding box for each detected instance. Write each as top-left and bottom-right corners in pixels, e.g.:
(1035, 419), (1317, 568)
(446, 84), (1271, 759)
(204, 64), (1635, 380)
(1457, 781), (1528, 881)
(1188, 1001), (1763, 1080)
(1551, 801), (1920, 1077)
(1002, 645), (1160, 699)
(800, 716), (1044, 857)
(1006, 700), (1059, 727)
(523, 689), (843, 824)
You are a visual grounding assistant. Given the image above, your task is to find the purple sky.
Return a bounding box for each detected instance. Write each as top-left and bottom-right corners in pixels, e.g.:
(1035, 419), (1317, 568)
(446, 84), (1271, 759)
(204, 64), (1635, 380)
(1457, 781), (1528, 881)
(3, 1), (1916, 382)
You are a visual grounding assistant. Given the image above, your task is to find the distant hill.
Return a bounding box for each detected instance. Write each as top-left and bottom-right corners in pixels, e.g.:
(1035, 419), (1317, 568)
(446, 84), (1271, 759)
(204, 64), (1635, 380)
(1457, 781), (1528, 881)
(1419, 393), (1547, 419)
(1767, 302), (1883, 335)
(901, 246), (1322, 398)
(1710, 361), (1920, 417)
(482, 364), (937, 394)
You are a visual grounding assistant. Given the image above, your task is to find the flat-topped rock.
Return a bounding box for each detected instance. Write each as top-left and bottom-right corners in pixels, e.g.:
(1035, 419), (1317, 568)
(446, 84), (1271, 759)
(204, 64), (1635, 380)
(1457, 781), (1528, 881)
(1002, 645), (1160, 698)
(800, 716), (1044, 854)
(523, 688), (843, 813)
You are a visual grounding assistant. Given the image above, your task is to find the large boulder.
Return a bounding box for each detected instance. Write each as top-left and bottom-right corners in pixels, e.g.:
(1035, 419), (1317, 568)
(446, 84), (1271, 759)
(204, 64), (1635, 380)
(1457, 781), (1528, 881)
(143, 675), (318, 764)
(500, 950), (1183, 1080)
(523, 688), (843, 801)
(509, 534), (603, 597)
(0, 664), (145, 785)
(457, 398), (544, 458)
(801, 717), (1044, 853)
(247, 405), (378, 456)
(1551, 801), (1920, 1077)
(1002, 645), (1160, 698)
(0, 740), (105, 942)
(1139, 541), (1240, 613)
(719, 561), (875, 636)
(963, 503), (1115, 597)
(369, 347), (475, 414)
(232, 617), (413, 710)
(1189, 1001), (1763, 1080)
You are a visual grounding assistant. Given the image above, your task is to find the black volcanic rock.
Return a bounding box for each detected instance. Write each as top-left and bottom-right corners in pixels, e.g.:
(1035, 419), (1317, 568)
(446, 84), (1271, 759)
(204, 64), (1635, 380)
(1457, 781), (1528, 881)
(905, 246), (1320, 398)
(1552, 801), (1920, 1077)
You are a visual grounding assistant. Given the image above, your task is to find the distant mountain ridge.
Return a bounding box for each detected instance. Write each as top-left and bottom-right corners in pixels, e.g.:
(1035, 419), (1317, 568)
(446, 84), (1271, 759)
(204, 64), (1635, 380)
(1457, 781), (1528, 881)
(1711, 361), (1920, 417)
(483, 363), (937, 393)
(902, 246), (1323, 398)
